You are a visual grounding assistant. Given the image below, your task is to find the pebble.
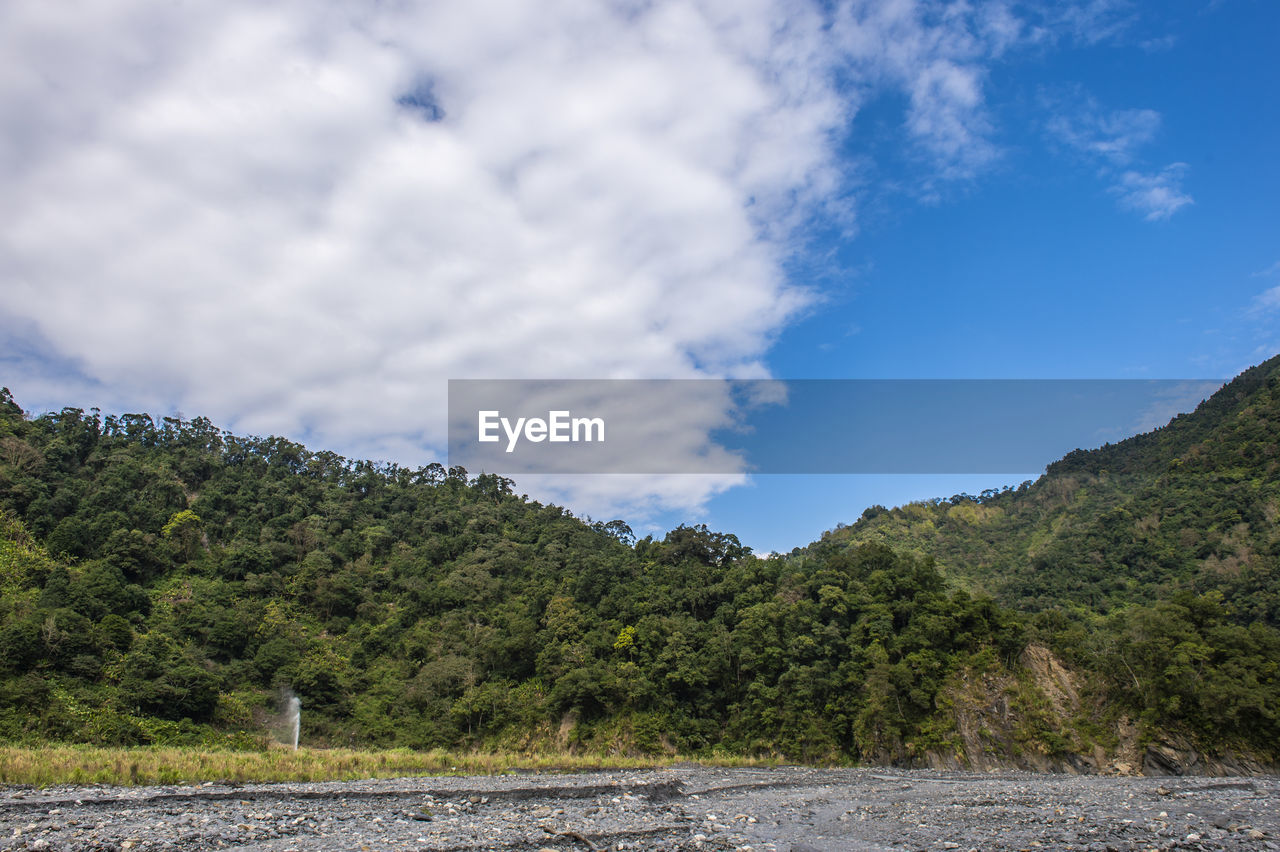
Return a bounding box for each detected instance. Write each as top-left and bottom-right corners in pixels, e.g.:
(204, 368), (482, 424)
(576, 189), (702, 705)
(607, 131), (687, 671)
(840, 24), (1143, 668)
(0, 767), (1276, 851)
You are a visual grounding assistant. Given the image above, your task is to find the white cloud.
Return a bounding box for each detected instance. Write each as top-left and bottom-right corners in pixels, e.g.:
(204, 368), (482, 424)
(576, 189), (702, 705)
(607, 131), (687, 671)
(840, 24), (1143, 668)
(1045, 90), (1192, 221)
(0, 0), (1131, 521)
(1127, 380), (1223, 434)
(1139, 34), (1178, 53)
(1049, 0), (1134, 45)
(1111, 164), (1193, 221)
(835, 0), (1002, 183)
(3, 4), (820, 410)
(1047, 101), (1161, 166)
(1253, 285), (1280, 314)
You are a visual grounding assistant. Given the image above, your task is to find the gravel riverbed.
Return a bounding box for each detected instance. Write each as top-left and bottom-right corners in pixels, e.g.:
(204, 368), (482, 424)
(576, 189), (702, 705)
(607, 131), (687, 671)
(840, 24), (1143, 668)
(2, 766), (1277, 851)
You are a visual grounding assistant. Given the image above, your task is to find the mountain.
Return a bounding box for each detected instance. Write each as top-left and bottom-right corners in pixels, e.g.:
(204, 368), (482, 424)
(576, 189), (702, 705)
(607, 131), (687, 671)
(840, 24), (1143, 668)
(0, 387), (1020, 761)
(0, 356), (1276, 771)
(823, 354), (1280, 621)
(813, 355), (1280, 767)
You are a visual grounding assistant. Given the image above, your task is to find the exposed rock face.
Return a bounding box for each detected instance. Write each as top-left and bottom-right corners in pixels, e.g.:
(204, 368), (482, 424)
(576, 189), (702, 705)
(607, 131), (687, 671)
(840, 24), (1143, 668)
(924, 645), (1278, 777)
(1143, 737), (1279, 777)
(1145, 742), (1204, 776)
(1020, 644), (1081, 715)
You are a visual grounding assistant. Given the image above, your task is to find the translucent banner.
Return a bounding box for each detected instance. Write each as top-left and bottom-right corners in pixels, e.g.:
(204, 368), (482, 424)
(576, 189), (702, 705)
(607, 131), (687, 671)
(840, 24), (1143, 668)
(447, 379), (1221, 474)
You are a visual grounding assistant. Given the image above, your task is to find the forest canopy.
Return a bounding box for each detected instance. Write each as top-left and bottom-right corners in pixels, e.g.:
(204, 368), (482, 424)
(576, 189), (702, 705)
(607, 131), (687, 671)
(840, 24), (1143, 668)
(1, 354), (1278, 762)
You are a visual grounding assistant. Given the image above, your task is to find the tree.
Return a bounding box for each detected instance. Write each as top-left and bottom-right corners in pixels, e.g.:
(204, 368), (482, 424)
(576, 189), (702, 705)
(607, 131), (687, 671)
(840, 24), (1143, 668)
(162, 510), (203, 562)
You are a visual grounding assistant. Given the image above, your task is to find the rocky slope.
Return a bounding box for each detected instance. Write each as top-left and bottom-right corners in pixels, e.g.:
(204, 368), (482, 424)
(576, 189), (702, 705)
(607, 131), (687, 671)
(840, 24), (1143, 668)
(923, 646), (1277, 777)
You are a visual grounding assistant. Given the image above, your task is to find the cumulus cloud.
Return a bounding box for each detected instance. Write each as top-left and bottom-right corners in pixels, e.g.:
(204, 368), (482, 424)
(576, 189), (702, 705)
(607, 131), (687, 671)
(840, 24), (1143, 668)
(0, 0), (1125, 520)
(2, 1), (834, 502)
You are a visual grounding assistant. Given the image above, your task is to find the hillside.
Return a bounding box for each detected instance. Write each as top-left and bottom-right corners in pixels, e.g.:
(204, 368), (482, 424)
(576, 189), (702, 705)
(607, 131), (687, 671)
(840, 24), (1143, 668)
(823, 354), (1280, 620)
(0, 387), (1024, 762)
(0, 355), (1278, 770)
(815, 355), (1280, 767)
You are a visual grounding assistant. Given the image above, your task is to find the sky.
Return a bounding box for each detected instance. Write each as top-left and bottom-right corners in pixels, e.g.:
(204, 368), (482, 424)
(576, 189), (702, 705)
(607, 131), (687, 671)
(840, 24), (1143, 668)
(1, 0), (1277, 553)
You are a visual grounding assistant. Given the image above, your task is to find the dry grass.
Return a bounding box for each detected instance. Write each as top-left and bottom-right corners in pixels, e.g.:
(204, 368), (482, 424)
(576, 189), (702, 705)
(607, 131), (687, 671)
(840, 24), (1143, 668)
(0, 746), (778, 787)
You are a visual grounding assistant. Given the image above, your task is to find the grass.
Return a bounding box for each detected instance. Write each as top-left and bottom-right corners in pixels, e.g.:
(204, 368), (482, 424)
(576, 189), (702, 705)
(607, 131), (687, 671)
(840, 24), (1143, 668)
(0, 745), (780, 788)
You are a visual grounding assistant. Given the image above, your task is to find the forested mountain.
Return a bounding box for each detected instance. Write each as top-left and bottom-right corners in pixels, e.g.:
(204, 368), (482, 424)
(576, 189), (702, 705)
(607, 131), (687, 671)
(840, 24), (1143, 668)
(0, 355), (1277, 769)
(824, 355), (1280, 620)
(816, 354), (1280, 762)
(0, 387), (1020, 761)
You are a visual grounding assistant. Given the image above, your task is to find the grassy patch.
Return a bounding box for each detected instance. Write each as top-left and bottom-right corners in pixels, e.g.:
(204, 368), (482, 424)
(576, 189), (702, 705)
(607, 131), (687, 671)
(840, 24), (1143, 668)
(0, 745), (777, 787)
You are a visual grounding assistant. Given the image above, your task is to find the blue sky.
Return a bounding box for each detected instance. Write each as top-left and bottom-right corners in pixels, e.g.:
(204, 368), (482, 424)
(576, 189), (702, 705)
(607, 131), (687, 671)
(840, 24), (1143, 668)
(647, 0), (1280, 551)
(2, 0), (1277, 553)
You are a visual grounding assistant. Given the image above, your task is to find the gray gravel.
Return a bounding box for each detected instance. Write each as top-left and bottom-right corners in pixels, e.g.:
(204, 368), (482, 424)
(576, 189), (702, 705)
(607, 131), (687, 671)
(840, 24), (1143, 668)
(2, 766), (1277, 851)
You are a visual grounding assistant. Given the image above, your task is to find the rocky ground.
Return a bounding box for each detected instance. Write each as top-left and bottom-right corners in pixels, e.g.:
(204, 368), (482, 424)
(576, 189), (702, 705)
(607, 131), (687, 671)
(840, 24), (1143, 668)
(2, 766), (1277, 851)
